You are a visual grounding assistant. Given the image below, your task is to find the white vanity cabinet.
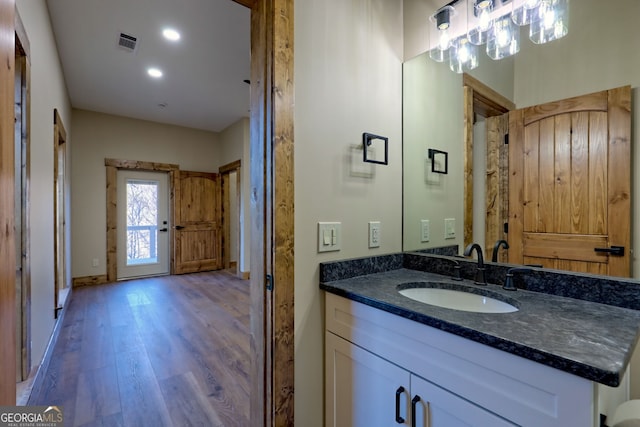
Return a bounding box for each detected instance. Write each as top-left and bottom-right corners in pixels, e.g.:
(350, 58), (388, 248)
(327, 331), (515, 426)
(325, 293), (602, 427)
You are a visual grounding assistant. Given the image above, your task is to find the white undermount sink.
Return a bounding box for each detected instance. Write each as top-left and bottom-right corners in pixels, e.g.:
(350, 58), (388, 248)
(399, 286), (518, 314)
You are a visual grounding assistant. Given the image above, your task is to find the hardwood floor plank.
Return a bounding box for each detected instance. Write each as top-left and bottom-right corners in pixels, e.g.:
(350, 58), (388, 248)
(74, 365), (121, 425)
(115, 348), (172, 427)
(159, 371), (224, 427)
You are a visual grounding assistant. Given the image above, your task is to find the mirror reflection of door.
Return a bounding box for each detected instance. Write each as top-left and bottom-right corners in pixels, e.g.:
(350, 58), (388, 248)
(509, 86), (631, 277)
(116, 170), (170, 279)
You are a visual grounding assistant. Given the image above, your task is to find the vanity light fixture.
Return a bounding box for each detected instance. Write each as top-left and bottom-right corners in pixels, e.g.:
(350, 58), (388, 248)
(427, 0), (568, 73)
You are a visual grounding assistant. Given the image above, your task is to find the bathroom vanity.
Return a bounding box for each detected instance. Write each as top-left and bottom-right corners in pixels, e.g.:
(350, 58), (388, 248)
(320, 253), (640, 427)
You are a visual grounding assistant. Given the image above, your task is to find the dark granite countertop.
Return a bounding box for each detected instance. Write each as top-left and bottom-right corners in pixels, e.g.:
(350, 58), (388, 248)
(320, 264), (640, 387)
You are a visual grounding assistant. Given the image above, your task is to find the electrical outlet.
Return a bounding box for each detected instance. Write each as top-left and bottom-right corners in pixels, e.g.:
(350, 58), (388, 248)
(369, 221), (381, 248)
(318, 222), (342, 252)
(420, 220), (430, 242)
(92, 258), (99, 267)
(444, 218), (456, 239)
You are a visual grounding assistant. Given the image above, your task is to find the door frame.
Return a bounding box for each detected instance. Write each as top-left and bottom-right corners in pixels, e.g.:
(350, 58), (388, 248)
(240, 0), (295, 425)
(462, 74), (515, 249)
(14, 9), (30, 382)
(0, 0), (17, 405)
(104, 159), (179, 283)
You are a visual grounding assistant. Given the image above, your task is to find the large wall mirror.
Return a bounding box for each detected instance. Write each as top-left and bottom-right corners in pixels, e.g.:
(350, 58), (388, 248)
(403, 0), (640, 278)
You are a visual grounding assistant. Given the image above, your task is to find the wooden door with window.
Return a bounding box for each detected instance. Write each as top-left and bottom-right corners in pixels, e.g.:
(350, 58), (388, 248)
(508, 86), (631, 277)
(174, 170), (222, 274)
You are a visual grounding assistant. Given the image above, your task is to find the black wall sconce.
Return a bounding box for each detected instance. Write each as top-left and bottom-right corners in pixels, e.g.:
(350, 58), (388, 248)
(428, 149), (448, 174)
(363, 133), (388, 165)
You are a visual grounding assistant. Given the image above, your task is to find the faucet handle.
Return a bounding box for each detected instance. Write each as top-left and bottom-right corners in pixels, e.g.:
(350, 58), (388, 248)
(503, 267), (534, 291)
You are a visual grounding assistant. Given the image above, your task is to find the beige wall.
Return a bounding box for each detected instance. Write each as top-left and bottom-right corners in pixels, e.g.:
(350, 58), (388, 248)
(295, 0), (404, 424)
(218, 117), (250, 274)
(16, 0), (73, 369)
(70, 109), (221, 279)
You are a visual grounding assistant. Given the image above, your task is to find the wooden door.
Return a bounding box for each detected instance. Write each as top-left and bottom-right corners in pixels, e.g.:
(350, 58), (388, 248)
(508, 86), (631, 277)
(174, 170), (222, 274)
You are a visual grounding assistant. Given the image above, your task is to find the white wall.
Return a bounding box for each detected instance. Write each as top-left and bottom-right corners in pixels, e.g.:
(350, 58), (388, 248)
(16, 0), (73, 370)
(218, 117), (250, 274)
(294, 0), (404, 424)
(70, 109), (221, 278)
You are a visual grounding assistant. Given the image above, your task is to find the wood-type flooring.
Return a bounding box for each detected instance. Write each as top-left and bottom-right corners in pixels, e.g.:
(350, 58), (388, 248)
(28, 270), (250, 427)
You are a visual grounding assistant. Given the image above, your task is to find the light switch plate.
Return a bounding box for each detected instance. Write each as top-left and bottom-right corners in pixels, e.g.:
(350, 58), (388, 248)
(369, 221), (381, 248)
(318, 222), (341, 252)
(444, 218), (456, 239)
(420, 220), (430, 242)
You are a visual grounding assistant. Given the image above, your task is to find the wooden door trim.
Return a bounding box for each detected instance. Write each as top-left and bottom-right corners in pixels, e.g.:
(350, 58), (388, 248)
(15, 22), (30, 380)
(606, 86), (631, 276)
(0, 0), (16, 405)
(104, 158), (179, 282)
(247, 0), (294, 425)
(462, 74), (514, 248)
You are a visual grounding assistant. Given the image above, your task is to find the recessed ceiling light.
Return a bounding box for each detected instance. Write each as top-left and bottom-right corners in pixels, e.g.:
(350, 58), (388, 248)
(162, 28), (181, 41)
(147, 68), (163, 78)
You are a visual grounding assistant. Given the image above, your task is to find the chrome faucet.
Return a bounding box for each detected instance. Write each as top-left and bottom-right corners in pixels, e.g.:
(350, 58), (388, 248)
(463, 243), (486, 285)
(491, 239), (509, 262)
(503, 267), (534, 291)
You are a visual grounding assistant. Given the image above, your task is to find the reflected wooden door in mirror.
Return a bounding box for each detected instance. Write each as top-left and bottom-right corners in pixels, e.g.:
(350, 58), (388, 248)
(508, 86), (631, 277)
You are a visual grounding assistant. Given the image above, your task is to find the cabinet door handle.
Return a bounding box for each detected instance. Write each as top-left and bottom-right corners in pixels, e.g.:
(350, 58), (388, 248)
(411, 395), (421, 427)
(395, 386), (406, 424)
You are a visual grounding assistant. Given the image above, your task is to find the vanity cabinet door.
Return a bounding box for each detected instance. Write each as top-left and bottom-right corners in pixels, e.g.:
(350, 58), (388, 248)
(326, 332), (411, 426)
(410, 374), (517, 427)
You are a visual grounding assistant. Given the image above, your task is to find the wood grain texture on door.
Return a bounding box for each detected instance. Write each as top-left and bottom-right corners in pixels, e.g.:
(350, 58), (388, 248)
(174, 171), (222, 274)
(509, 86), (631, 277)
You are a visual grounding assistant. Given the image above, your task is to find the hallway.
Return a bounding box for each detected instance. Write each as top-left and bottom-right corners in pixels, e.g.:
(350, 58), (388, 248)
(28, 271), (250, 427)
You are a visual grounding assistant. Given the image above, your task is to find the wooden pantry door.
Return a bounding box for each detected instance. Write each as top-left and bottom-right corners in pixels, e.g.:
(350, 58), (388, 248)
(508, 86), (631, 277)
(173, 170), (223, 274)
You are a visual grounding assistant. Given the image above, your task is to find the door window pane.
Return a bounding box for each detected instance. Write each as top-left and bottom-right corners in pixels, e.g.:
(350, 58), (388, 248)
(126, 179), (158, 265)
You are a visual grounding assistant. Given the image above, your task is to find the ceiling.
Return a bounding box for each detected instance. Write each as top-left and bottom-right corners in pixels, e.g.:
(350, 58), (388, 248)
(46, 0), (251, 133)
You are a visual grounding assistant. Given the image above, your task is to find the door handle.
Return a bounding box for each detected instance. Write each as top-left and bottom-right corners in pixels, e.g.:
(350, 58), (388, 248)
(174, 225), (185, 230)
(395, 386), (406, 424)
(159, 228), (168, 232)
(594, 246), (624, 256)
(411, 395), (422, 427)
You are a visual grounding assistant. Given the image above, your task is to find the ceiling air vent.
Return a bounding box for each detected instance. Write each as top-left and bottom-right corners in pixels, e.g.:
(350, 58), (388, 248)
(117, 32), (138, 52)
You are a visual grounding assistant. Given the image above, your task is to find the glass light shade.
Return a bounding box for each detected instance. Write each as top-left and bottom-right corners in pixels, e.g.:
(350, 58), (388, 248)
(529, 0), (569, 44)
(467, 0), (494, 45)
(428, 5), (457, 61)
(511, 0), (542, 26)
(449, 37), (479, 73)
(486, 15), (520, 60)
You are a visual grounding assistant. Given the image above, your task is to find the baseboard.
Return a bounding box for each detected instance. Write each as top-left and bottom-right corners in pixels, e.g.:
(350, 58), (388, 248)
(26, 285), (73, 405)
(239, 271), (250, 280)
(229, 261), (237, 269)
(72, 274), (109, 287)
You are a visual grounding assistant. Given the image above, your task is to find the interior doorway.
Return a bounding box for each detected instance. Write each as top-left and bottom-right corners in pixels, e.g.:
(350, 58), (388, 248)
(220, 160), (242, 277)
(53, 110), (68, 315)
(116, 170), (170, 280)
